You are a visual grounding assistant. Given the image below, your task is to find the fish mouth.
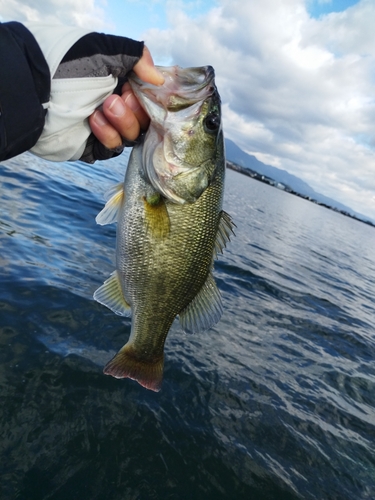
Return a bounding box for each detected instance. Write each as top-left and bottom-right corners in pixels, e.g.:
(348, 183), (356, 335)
(129, 65), (215, 89)
(159, 66), (216, 109)
(128, 65), (216, 113)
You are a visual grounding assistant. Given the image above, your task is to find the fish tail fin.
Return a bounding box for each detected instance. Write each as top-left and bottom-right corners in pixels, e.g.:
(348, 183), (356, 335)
(103, 345), (164, 392)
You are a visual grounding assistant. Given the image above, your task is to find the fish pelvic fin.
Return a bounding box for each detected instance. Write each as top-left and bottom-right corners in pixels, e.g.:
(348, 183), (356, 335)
(214, 210), (236, 257)
(179, 272), (223, 334)
(93, 271), (131, 317)
(96, 183), (124, 225)
(143, 194), (170, 239)
(104, 344), (164, 392)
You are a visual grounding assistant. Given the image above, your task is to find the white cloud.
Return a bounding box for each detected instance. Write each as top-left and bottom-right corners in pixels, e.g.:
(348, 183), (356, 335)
(143, 0), (375, 219)
(0, 0), (112, 30)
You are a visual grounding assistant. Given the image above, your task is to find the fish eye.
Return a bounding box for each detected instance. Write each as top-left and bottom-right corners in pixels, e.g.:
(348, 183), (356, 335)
(204, 113), (220, 133)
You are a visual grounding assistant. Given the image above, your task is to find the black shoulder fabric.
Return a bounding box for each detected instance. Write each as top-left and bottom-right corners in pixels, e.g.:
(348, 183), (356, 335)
(61, 32), (144, 62)
(0, 22), (50, 161)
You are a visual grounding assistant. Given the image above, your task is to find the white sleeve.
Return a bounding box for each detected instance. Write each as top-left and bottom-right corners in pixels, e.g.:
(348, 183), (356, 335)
(25, 23), (119, 162)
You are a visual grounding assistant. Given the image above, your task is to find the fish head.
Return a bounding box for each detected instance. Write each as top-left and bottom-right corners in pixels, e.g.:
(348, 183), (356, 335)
(128, 66), (222, 204)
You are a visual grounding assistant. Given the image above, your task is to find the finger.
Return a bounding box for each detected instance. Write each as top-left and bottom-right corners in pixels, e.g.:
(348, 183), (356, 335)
(133, 45), (164, 86)
(102, 94), (141, 142)
(121, 83), (150, 130)
(89, 109), (123, 150)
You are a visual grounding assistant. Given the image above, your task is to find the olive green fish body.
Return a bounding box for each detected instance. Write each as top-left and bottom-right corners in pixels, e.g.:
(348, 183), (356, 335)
(94, 66), (234, 391)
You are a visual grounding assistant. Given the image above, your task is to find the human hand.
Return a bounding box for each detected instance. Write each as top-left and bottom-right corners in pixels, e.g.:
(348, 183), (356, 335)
(89, 46), (164, 150)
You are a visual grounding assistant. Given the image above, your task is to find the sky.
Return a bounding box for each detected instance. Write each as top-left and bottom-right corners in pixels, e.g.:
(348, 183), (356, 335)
(1, 0), (375, 220)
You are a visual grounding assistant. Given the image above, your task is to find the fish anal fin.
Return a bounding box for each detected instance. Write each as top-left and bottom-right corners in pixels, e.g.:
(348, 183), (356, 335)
(143, 194), (170, 239)
(179, 272), (223, 334)
(96, 183), (124, 225)
(214, 210), (236, 256)
(104, 344), (164, 392)
(93, 271), (131, 317)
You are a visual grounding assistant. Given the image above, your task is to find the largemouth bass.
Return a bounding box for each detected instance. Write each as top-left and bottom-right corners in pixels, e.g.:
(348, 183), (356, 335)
(94, 65), (234, 391)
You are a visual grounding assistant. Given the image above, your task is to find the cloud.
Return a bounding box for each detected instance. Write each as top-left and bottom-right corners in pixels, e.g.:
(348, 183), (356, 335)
(143, 0), (375, 219)
(0, 0), (113, 30)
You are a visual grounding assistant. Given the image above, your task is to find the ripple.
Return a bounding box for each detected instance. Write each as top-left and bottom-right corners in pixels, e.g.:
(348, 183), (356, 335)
(1, 157), (375, 499)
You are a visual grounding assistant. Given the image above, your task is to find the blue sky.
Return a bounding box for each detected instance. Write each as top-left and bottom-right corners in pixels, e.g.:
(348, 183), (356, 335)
(1, 0), (374, 220)
(106, 0), (220, 39)
(307, 0), (360, 18)
(105, 0), (171, 38)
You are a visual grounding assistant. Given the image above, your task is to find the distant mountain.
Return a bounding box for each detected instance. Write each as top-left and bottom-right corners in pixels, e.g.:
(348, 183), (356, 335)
(225, 138), (373, 224)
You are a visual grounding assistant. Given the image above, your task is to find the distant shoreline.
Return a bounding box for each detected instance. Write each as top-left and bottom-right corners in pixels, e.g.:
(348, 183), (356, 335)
(226, 160), (375, 229)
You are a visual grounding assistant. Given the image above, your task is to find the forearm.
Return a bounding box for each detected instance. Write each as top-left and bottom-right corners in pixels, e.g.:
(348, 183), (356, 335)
(0, 22), (50, 161)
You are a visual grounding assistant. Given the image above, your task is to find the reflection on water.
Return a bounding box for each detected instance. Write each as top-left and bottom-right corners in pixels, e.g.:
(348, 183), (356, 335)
(1, 153), (375, 499)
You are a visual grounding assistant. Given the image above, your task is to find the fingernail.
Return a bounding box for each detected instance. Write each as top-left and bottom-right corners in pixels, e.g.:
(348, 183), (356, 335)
(108, 96), (126, 117)
(124, 93), (141, 113)
(92, 110), (108, 126)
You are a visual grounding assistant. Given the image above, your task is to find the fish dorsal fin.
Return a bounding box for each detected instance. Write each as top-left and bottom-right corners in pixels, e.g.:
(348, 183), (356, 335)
(214, 210), (236, 257)
(179, 272), (223, 334)
(96, 183), (124, 225)
(93, 271), (131, 317)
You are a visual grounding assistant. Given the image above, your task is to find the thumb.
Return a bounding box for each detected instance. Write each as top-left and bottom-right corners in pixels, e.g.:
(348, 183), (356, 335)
(133, 46), (165, 86)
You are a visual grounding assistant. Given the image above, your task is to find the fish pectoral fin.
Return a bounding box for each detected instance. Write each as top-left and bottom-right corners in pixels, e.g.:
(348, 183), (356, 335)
(179, 272), (223, 334)
(104, 344), (164, 392)
(143, 194), (170, 239)
(93, 271), (131, 317)
(214, 210), (236, 257)
(95, 183), (124, 225)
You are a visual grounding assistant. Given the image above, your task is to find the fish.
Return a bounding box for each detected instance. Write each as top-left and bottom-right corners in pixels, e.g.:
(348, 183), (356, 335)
(94, 65), (235, 392)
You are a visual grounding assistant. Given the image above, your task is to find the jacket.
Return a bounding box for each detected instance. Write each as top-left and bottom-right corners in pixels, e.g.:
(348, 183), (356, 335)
(0, 22), (50, 161)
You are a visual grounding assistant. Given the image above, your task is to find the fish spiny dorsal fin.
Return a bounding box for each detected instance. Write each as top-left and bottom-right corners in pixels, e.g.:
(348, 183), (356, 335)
(214, 210), (236, 257)
(93, 271), (131, 317)
(179, 272), (223, 334)
(95, 183), (124, 225)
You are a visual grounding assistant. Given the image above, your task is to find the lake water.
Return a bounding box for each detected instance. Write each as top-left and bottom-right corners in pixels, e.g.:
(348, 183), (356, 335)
(1, 151), (375, 500)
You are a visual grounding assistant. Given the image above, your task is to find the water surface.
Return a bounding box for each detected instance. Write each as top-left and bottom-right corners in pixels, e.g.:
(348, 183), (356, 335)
(1, 152), (374, 499)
